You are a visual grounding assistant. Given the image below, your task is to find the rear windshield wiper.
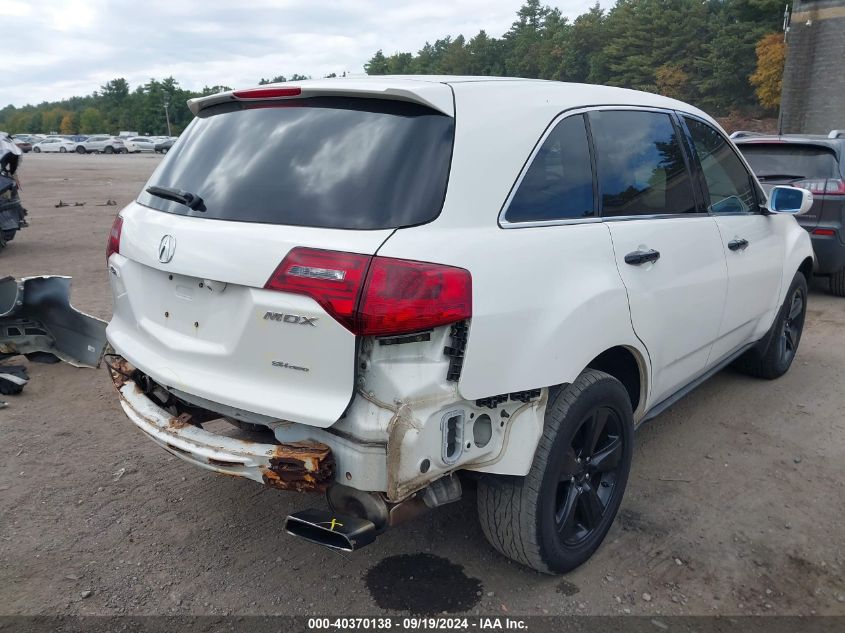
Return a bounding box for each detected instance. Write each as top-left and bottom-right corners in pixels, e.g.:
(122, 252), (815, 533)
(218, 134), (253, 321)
(146, 185), (205, 211)
(756, 174), (806, 182)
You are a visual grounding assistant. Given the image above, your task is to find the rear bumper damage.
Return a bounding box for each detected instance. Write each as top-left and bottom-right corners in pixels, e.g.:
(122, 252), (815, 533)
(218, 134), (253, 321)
(106, 349), (543, 551)
(107, 358), (335, 492)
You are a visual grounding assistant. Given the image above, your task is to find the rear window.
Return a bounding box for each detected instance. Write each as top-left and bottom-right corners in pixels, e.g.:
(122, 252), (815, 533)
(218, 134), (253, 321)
(138, 97), (455, 230)
(738, 144), (840, 180)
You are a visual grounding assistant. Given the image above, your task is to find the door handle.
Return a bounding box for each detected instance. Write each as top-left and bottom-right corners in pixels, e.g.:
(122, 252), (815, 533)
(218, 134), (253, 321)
(728, 238), (749, 251)
(624, 249), (661, 266)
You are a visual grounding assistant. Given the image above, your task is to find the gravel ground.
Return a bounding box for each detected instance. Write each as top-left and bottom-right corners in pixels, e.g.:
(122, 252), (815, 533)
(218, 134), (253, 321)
(1, 153), (844, 617)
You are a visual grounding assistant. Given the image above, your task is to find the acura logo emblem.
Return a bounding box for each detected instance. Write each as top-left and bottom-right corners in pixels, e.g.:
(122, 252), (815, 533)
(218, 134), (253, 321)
(158, 235), (176, 263)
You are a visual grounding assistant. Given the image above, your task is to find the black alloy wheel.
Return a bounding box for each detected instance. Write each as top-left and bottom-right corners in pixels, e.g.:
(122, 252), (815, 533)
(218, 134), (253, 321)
(779, 285), (806, 366)
(554, 405), (625, 546)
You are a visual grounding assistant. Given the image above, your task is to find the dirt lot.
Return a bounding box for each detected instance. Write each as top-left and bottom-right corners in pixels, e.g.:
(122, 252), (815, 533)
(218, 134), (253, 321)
(1, 153), (844, 617)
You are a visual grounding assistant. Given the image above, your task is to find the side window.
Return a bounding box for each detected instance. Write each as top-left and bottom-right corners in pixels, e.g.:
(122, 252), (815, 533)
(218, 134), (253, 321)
(684, 117), (757, 214)
(589, 110), (697, 217)
(504, 114), (595, 223)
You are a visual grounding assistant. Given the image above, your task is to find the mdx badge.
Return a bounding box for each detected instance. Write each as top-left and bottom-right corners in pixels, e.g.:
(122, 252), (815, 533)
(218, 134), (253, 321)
(158, 234), (176, 263)
(264, 312), (317, 326)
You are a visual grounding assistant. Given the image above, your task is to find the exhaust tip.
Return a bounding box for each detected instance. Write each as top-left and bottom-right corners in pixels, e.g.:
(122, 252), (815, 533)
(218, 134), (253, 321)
(285, 508), (377, 552)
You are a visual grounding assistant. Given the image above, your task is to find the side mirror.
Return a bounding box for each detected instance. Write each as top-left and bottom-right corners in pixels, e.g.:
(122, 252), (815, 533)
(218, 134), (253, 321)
(768, 185), (813, 215)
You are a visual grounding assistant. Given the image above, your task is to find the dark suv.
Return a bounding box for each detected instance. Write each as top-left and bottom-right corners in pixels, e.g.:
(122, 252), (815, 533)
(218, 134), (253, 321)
(734, 130), (845, 295)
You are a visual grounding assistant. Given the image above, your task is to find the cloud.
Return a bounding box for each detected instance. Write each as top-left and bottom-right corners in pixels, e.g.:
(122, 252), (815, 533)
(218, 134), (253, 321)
(2, 0), (610, 108)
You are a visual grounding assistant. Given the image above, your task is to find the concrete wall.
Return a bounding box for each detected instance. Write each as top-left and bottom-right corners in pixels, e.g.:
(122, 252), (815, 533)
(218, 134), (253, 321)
(780, 0), (845, 134)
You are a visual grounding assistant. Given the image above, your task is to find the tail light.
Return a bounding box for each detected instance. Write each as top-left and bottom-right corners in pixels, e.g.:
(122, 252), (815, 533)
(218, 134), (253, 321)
(106, 215), (123, 261)
(793, 178), (845, 195)
(812, 228), (837, 236)
(265, 248), (370, 332)
(265, 248), (472, 336)
(358, 257), (472, 335)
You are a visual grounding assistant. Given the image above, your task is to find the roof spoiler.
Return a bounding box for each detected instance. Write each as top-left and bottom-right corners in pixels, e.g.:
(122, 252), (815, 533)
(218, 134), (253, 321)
(187, 82), (455, 117)
(829, 130), (845, 139)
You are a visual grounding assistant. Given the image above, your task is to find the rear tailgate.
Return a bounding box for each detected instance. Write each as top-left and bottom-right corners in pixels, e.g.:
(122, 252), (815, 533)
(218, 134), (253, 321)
(107, 87), (455, 428)
(108, 206), (390, 428)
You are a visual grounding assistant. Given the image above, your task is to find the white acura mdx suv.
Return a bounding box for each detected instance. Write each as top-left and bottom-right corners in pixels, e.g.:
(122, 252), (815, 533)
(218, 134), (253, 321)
(105, 76), (814, 574)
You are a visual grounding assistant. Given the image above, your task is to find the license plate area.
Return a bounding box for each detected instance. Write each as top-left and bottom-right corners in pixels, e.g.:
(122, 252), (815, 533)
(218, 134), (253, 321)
(156, 272), (224, 337)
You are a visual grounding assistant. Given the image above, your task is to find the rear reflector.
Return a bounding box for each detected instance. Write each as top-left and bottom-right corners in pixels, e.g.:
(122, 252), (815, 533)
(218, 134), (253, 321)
(106, 215), (123, 261)
(233, 87), (302, 99)
(794, 178), (845, 195)
(812, 228), (837, 236)
(265, 248), (471, 336)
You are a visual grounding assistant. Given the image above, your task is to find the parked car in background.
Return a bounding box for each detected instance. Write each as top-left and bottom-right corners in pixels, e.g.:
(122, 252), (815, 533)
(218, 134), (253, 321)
(154, 138), (175, 154)
(734, 130), (845, 296)
(68, 135), (88, 143)
(13, 138), (32, 153)
(105, 77), (814, 574)
(32, 138), (76, 153)
(127, 137), (156, 152)
(12, 134), (39, 145)
(76, 136), (126, 154)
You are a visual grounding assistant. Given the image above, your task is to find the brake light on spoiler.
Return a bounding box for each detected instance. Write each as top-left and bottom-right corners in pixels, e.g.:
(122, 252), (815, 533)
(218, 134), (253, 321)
(233, 87), (302, 99)
(265, 248), (472, 336)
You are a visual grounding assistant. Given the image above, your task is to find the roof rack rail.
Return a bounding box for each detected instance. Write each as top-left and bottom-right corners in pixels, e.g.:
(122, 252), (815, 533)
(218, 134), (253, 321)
(729, 131), (767, 139)
(829, 130), (845, 139)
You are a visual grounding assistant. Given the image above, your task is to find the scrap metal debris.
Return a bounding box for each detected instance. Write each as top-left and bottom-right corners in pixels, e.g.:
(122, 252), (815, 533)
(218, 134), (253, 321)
(54, 200), (86, 208)
(0, 364), (29, 395)
(0, 275), (107, 368)
(96, 199), (117, 207)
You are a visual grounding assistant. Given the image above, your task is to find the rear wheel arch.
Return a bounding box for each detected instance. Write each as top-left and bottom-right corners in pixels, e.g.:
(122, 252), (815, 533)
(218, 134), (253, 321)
(584, 346), (646, 417)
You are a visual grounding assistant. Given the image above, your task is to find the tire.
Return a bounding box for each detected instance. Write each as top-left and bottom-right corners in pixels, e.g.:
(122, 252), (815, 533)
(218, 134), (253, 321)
(830, 268), (845, 297)
(104, 146), (114, 154)
(33, 147), (40, 153)
(477, 369), (634, 574)
(59, 147), (66, 153)
(733, 271), (808, 379)
(161, 147), (168, 154)
(76, 146), (86, 154)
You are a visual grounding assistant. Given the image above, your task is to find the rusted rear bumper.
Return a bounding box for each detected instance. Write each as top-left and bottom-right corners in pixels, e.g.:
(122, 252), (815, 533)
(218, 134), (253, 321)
(107, 359), (334, 492)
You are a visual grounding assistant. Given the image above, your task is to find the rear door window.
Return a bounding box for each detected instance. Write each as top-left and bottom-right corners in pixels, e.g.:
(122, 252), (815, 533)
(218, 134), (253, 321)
(504, 114), (595, 223)
(589, 110), (697, 217)
(139, 97), (455, 230)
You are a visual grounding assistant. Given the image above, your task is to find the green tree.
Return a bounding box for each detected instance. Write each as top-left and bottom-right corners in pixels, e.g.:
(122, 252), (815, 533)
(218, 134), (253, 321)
(365, 50), (389, 75)
(601, 0), (707, 99)
(79, 107), (103, 134)
(503, 0), (550, 77)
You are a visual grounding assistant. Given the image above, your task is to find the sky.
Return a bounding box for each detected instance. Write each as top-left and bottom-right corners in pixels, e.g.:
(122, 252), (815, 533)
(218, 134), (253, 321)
(3, 0), (611, 108)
